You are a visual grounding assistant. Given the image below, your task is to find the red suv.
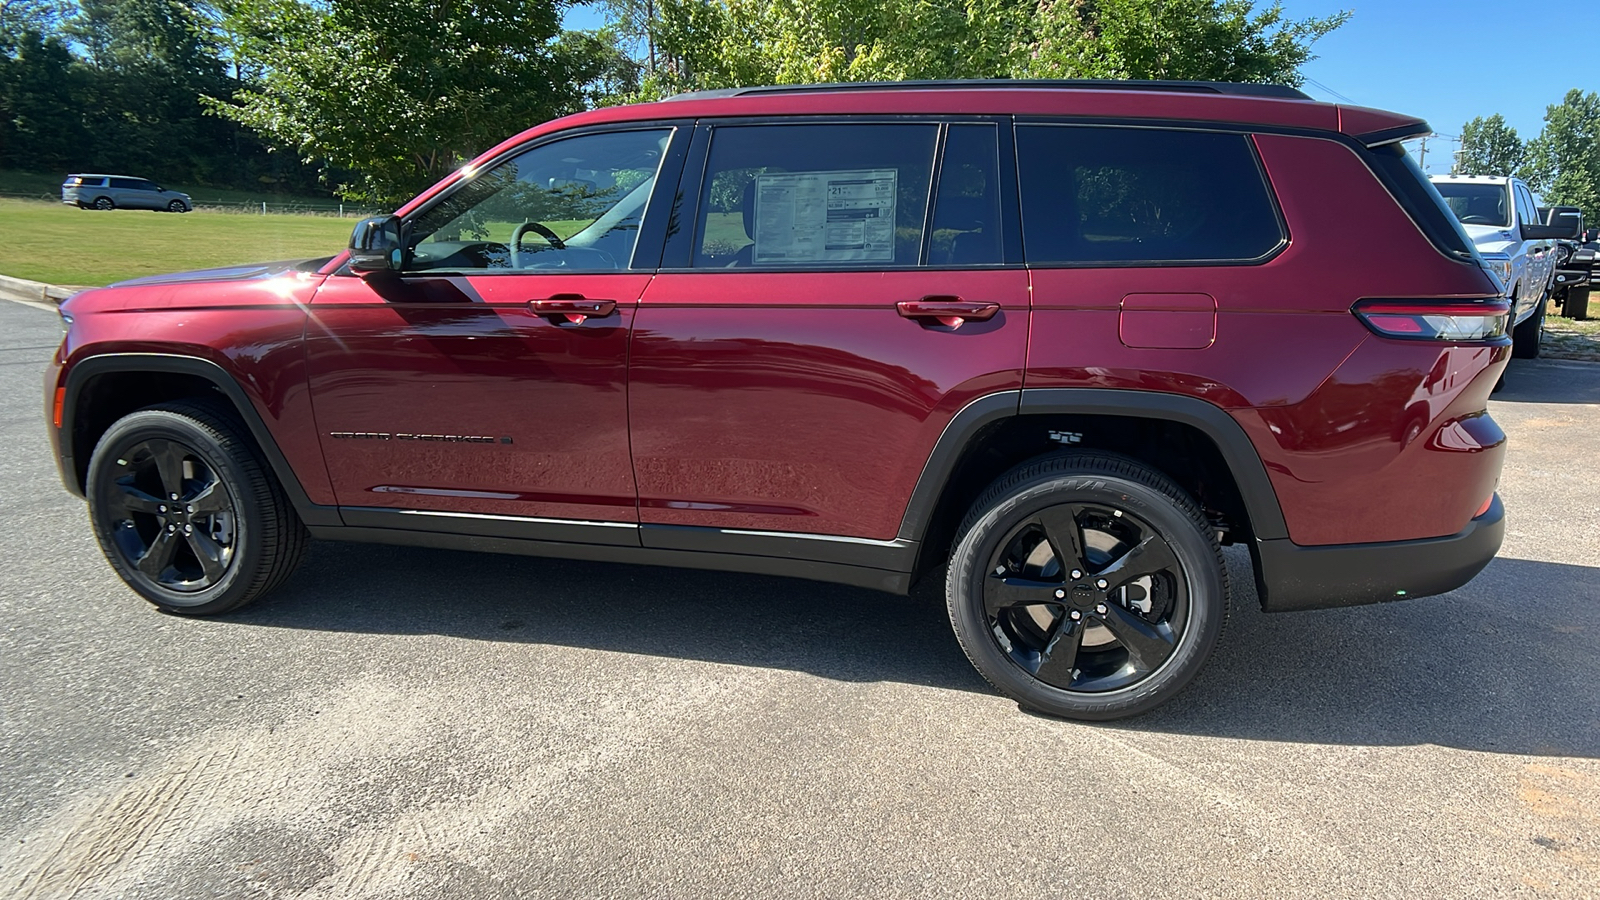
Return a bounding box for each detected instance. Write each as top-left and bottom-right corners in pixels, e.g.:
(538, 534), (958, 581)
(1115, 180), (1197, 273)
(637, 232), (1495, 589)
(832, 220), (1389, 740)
(45, 81), (1510, 719)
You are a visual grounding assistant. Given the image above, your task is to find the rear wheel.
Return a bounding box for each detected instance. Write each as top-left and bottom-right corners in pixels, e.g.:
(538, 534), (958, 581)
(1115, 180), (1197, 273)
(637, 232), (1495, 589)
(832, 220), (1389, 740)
(86, 400), (307, 615)
(92, 196), (114, 211)
(1512, 292), (1544, 359)
(946, 452), (1227, 720)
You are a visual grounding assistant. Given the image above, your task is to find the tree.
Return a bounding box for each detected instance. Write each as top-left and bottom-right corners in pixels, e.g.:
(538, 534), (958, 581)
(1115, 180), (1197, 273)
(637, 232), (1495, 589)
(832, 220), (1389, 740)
(1454, 114), (1523, 176)
(1521, 89), (1600, 223)
(1, 0), (68, 48)
(0, 30), (89, 170)
(1018, 0), (1349, 84)
(213, 0), (627, 203)
(631, 0), (1347, 98)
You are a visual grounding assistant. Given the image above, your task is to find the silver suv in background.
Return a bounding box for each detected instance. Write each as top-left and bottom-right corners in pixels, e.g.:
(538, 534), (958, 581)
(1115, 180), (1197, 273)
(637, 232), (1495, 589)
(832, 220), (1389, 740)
(61, 175), (192, 213)
(1430, 174), (1572, 358)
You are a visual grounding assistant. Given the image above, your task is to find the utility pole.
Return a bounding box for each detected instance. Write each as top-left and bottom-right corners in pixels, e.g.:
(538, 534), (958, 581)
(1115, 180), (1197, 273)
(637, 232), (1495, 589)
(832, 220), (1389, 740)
(1417, 135), (1429, 171)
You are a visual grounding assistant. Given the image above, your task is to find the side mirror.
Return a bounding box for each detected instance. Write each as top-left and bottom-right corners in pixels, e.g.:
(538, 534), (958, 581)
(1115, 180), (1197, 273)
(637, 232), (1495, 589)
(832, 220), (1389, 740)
(1522, 222), (1580, 241)
(348, 215), (404, 273)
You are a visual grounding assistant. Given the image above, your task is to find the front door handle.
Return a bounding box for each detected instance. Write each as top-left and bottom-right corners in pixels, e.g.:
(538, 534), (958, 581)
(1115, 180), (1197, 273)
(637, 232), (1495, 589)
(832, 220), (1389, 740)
(529, 294), (617, 324)
(896, 297), (1000, 329)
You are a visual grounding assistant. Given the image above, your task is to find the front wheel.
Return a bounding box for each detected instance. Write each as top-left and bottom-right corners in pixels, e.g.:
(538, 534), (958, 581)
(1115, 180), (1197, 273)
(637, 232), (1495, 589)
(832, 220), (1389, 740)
(167, 200), (188, 213)
(1511, 293), (1544, 359)
(946, 452), (1227, 720)
(86, 400), (307, 615)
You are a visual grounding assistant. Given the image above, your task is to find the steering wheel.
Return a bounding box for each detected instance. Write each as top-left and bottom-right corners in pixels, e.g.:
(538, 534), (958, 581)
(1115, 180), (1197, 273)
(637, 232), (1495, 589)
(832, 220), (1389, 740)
(511, 221), (566, 268)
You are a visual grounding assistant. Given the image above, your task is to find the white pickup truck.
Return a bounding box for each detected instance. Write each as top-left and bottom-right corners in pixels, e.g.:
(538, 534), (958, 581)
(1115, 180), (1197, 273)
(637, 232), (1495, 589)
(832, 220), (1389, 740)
(1430, 174), (1573, 357)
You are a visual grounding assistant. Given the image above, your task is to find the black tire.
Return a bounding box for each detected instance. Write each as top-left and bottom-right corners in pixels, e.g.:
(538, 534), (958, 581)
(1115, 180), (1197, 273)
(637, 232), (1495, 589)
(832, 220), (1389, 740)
(86, 399), (307, 615)
(167, 200), (187, 213)
(1512, 293), (1544, 359)
(1567, 286), (1591, 321)
(946, 452), (1227, 721)
(92, 196), (114, 210)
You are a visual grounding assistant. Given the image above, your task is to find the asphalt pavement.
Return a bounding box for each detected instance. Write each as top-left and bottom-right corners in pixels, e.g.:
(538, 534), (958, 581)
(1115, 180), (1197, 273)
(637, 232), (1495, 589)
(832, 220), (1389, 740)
(1, 298), (1597, 898)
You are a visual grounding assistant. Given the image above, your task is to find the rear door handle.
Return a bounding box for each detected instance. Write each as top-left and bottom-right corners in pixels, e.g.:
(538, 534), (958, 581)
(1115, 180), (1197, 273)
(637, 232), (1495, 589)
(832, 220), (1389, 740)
(896, 297), (1000, 329)
(529, 294), (617, 324)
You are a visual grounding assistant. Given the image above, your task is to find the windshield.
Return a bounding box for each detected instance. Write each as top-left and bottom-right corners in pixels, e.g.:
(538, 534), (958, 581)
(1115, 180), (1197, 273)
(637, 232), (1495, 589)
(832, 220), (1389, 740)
(1433, 182), (1511, 227)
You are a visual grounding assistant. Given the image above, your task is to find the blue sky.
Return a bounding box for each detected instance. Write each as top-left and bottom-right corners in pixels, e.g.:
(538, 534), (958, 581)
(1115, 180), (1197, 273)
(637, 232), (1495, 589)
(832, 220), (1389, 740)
(1286, 1), (1596, 171)
(563, 1), (1595, 173)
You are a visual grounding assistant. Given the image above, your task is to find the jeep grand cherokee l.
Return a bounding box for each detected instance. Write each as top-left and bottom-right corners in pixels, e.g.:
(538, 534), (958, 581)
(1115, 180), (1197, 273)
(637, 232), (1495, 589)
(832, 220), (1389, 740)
(45, 81), (1510, 720)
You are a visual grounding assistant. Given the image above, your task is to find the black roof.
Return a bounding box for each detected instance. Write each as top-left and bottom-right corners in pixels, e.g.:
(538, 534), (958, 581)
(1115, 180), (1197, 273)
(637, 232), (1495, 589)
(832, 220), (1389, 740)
(663, 79), (1313, 103)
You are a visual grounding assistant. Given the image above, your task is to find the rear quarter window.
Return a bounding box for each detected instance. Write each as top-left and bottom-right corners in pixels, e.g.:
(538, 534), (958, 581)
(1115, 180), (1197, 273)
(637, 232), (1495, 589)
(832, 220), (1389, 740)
(1016, 125), (1284, 266)
(1364, 144), (1478, 262)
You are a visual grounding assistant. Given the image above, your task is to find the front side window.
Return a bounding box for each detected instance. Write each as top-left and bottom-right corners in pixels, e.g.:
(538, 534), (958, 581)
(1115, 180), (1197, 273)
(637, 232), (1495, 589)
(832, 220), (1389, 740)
(693, 123), (938, 268)
(405, 128), (672, 273)
(1515, 185), (1539, 227)
(1017, 125), (1283, 265)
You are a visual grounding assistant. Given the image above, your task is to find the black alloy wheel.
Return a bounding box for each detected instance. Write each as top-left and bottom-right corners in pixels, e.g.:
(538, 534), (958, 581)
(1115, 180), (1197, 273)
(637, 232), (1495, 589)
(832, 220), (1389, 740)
(87, 400), (307, 615)
(101, 437), (238, 596)
(93, 196), (114, 210)
(947, 452), (1226, 720)
(983, 502), (1187, 694)
(168, 200), (187, 213)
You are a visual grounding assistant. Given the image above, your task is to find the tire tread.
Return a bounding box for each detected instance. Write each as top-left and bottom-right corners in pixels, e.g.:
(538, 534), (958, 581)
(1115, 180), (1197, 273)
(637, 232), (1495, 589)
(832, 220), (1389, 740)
(945, 451), (1228, 720)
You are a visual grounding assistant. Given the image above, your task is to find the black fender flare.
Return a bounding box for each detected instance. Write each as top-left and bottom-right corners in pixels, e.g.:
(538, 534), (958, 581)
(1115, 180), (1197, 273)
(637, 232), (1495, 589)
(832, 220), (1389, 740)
(895, 388), (1288, 543)
(59, 353), (341, 527)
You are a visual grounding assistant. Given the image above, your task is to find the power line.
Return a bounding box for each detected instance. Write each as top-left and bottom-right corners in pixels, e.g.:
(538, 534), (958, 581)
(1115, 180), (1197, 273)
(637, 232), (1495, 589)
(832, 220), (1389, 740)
(1303, 77), (1355, 104)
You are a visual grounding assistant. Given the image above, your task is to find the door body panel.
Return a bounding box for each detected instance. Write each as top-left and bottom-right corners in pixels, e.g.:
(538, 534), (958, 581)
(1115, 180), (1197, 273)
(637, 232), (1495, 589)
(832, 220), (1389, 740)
(305, 272), (650, 523)
(629, 270), (1028, 540)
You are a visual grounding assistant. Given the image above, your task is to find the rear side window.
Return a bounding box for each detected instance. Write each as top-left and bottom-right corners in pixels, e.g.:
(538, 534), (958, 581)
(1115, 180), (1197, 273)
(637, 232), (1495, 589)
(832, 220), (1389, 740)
(928, 125), (1002, 266)
(693, 123), (937, 268)
(110, 178), (143, 190)
(1016, 126), (1283, 266)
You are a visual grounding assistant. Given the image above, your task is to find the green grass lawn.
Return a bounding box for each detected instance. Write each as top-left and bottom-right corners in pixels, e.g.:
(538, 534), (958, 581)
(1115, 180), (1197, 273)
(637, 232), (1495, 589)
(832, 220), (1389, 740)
(0, 198), (354, 286)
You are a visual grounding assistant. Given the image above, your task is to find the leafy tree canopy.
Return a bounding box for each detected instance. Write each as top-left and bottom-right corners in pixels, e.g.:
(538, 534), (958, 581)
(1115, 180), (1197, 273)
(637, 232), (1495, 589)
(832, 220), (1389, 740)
(629, 0), (1348, 98)
(212, 0), (636, 203)
(1520, 89), (1600, 224)
(1454, 114), (1523, 177)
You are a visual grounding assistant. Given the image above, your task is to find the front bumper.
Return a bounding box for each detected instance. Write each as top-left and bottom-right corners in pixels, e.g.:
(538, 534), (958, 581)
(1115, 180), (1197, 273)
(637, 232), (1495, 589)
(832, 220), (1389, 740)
(1252, 494), (1505, 612)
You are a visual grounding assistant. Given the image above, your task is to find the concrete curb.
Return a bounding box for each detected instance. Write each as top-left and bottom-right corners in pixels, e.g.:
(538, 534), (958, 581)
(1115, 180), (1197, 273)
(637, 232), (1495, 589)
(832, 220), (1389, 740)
(0, 274), (87, 306)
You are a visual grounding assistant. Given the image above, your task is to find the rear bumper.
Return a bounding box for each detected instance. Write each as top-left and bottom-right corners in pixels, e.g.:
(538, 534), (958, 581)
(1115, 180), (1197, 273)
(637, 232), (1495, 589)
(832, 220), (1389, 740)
(1253, 493), (1504, 612)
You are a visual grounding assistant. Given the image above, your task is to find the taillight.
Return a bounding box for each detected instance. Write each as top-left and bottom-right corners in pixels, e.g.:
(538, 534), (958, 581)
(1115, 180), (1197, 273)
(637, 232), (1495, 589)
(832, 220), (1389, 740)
(1352, 299), (1510, 342)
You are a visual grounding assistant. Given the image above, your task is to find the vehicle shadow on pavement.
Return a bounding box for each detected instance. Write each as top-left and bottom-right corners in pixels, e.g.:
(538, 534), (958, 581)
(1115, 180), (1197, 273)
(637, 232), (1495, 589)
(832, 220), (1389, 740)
(1128, 552), (1600, 759)
(245, 543), (1599, 758)
(1498, 357), (1600, 403)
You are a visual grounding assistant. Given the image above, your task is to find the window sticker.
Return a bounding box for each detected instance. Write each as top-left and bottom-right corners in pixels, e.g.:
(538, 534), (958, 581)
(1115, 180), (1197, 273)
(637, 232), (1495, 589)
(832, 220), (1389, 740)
(753, 169), (897, 263)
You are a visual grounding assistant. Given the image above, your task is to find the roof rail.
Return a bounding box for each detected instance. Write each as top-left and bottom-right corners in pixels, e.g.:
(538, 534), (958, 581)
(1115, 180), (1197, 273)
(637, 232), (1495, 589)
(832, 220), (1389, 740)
(662, 79), (1313, 103)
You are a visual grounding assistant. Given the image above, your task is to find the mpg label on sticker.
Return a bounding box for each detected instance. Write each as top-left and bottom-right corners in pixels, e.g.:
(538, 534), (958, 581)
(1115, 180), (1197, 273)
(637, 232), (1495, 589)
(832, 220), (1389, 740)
(752, 169), (897, 264)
